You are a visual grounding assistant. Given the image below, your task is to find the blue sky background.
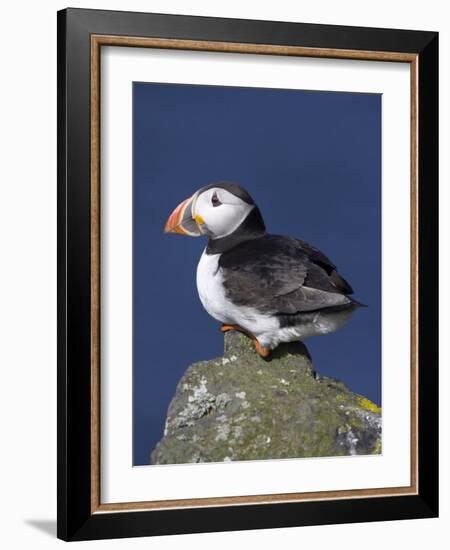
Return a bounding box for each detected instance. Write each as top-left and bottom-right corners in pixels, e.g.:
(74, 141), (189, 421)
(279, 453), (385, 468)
(133, 82), (381, 466)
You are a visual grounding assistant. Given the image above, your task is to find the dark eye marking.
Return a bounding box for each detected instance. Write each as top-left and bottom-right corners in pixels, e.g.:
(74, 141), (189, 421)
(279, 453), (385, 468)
(211, 192), (221, 207)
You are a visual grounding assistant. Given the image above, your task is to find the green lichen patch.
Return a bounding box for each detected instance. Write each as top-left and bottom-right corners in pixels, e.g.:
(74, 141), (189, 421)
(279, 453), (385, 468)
(356, 395), (382, 414)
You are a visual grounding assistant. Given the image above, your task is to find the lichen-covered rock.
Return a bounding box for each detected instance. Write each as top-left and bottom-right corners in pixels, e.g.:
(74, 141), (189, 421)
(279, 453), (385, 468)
(150, 332), (381, 465)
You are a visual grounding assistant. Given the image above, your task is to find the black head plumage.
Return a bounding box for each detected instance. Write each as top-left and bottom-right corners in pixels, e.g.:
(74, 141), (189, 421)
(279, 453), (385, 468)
(199, 181), (256, 205)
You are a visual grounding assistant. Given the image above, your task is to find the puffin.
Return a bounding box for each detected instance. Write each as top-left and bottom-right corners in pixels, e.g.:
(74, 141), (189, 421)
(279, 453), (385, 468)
(164, 182), (363, 358)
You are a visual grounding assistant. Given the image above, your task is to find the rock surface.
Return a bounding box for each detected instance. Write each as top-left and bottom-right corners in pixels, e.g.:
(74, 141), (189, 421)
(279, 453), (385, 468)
(150, 331), (381, 465)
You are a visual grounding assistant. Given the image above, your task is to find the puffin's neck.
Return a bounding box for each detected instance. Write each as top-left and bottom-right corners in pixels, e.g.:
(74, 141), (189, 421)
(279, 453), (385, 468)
(206, 207), (266, 255)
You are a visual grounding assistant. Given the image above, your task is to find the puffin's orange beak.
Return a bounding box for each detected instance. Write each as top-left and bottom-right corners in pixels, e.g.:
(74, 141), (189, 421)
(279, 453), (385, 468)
(164, 194), (202, 236)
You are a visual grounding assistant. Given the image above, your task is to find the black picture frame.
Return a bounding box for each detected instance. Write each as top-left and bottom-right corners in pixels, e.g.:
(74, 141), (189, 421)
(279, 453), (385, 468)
(57, 7), (438, 542)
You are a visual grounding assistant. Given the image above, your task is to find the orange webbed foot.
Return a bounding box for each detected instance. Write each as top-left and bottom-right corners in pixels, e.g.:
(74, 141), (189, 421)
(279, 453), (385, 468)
(220, 324), (243, 333)
(253, 339), (271, 358)
(220, 324), (271, 358)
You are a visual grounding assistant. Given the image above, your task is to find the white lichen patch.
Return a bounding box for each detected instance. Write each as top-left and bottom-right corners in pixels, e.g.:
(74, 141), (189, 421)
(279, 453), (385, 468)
(279, 378), (289, 386)
(216, 393), (231, 409)
(266, 436), (271, 444)
(241, 401), (250, 410)
(222, 357), (230, 365)
(171, 376), (216, 431)
(337, 424), (360, 455)
(250, 415), (261, 423)
(163, 418), (170, 436)
(257, 370), (263, 375)
(233, 426), (243, 439)
(345, 429), (359, 455)
(235, 391), (246, 399)
(215, 424), (230, 441)
(187, 376), (208, 403)
(229, 355), (237, 362)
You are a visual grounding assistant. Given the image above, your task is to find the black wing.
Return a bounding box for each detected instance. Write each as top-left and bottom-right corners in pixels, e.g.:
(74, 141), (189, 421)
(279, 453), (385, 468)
(218, 234), (354, 315)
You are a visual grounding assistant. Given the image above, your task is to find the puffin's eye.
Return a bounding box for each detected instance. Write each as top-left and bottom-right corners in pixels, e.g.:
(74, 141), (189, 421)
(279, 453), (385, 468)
(211, 192), (221, 207)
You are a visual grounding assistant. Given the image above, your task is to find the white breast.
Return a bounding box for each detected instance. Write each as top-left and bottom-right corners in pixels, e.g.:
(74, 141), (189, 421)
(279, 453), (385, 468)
(196, 250), (231, 324)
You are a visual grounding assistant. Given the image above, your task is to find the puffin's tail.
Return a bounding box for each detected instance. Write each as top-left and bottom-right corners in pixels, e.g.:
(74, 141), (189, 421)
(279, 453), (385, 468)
(348, 297), (368, 308)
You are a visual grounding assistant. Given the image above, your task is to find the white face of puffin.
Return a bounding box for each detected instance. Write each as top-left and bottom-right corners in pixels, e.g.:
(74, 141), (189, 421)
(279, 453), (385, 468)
(192, 187), (254, 239)
(164, 186), (254, 239)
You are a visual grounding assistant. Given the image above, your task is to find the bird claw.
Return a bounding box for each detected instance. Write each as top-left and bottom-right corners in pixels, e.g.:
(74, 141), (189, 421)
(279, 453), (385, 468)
(220, 324), (241, 333)
(220, 324), (270, 358)
(254, 340), (270, 358)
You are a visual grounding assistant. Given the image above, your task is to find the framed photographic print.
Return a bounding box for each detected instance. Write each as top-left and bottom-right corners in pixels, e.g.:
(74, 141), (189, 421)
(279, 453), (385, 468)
(57, 8), (438, 541)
